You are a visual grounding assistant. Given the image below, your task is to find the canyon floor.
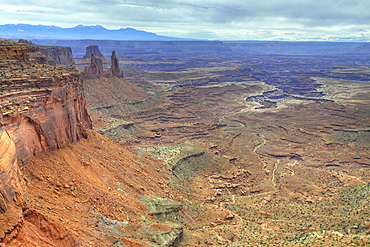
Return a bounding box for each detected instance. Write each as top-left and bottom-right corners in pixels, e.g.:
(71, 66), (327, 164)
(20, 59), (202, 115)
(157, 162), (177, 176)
(79, 50), (370, 246)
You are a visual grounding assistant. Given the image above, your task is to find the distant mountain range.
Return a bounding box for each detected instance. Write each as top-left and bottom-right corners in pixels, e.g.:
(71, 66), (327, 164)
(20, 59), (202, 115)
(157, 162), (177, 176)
(0, 24), (190, 41)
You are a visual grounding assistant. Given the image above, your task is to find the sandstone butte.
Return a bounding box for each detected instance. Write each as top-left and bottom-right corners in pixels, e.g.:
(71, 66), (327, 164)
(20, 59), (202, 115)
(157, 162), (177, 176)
(0, 39), (183, 246)
(78, 45), (110, 65)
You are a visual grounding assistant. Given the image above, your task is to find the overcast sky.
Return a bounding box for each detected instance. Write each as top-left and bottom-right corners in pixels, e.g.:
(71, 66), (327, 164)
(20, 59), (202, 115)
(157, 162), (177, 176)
(1, 0), (370, 41)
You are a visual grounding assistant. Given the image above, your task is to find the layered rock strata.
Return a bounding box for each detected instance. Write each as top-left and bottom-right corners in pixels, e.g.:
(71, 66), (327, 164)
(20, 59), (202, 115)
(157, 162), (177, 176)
(1, 71), (92, 164)
(0, 44), (92, 164)
(18, 39), (75, 66)
(0, 41), (92, 244)
(38, 46), (75, 66)
(82, 45), (105, 60)
(0, 45), (29, 62)
(0, 40), (184, 246)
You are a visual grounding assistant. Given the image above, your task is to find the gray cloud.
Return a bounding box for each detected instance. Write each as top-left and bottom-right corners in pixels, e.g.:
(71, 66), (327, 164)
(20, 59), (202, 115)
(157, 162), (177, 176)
(1, 0), (370, 40)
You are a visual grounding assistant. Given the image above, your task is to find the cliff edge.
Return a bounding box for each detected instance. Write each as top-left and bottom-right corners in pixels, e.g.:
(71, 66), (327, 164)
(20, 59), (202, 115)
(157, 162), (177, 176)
(18, 39), (75, 66)
(0, 39), (91, 244)
(0, 58), (91, 164)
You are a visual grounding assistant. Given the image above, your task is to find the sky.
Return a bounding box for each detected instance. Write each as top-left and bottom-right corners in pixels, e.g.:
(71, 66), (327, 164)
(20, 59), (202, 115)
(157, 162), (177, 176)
(1, 0), (370, 41)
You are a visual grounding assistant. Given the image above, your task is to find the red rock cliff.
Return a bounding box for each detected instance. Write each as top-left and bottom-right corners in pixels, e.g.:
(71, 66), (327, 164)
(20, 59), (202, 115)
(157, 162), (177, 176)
(0, 40), (183, 246)
(0, 129), (26, 242)
(0, 41), (92, 244)
(1, 71), (92, 164)
(18, 39), (75, 66)
(0, 45), (29, 62)
(38, 46), (75, 66)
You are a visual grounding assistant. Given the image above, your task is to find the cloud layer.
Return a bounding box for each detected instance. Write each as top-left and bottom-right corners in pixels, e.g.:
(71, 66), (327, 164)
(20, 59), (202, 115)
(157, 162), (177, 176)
(1, 0), (370, 40)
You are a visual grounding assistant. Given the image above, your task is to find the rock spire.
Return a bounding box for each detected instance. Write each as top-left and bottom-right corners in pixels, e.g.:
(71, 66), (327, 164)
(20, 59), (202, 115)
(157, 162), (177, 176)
(107, 50), (123, 78)
(83, 50), (123, 79)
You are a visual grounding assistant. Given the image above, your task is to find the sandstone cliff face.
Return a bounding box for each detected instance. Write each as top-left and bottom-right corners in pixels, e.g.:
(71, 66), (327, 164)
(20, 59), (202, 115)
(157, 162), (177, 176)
(0, 39), (74, 66)
(0, 45), (29, 62)
(38, 46), (75, 66)
(0, 41), (184, 246)
(82, 45), (104, 60)
(1, 72), (92, 164)
(17, 39), (47, 64)
(0, 43), (92, 245)
(18, 39), (75, 66)
(0, 130), (21, 214)
(0, 130), (26, 242)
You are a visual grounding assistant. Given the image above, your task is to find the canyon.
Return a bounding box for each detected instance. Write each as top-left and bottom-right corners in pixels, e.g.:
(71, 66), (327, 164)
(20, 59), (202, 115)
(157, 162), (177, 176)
(1, 38), (370, 246)
(0, 39), (183, 246)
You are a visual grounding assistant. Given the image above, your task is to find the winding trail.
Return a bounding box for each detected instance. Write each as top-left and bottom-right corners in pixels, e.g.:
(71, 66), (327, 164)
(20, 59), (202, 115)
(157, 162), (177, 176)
(271, 159), (280, 189)
(211, 189), (246, 244)
(205, 111), (283, 243)
(219, 190), (244, 227)
(254, 138), (267, 153)
(210, 157), (281, 244)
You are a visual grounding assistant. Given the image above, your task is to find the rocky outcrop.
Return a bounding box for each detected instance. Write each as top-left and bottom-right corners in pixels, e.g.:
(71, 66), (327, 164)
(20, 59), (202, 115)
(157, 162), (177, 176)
(0, 40), (185, 246)
(141, 196), (183, 246)
(107, 50), (123, 77)
(17, 39), (34, 46)
(82, 55), (104, 79)
(9, 209), (82, 246)
(148, 223), (183, 247)
(1, 41), (91, 163)
(0, 130), (22, 214)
